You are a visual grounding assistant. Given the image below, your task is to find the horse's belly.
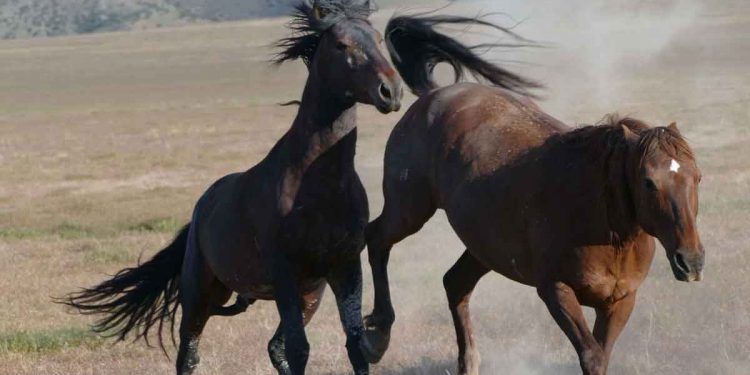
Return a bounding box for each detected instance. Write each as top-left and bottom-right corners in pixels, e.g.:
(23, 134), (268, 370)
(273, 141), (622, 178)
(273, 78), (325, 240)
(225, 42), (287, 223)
(202, 213), (364, 296)
(473, 242), (537, 286)
(201, 232), (272, 294)
(202, 237), (327, 300)
(449, 214), (537, 286)
(238, 278), (327, 301)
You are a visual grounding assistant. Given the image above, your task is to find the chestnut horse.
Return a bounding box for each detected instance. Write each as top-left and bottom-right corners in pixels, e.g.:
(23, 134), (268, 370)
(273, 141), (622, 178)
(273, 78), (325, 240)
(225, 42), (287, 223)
(62, 1), (402, 374)
(360, 15), (705, 375)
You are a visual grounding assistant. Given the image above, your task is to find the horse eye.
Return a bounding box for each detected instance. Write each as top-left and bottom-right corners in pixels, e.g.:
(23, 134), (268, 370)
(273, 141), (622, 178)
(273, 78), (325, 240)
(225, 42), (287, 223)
(644, 178), (658, 191)
(336, 42), (348, 51)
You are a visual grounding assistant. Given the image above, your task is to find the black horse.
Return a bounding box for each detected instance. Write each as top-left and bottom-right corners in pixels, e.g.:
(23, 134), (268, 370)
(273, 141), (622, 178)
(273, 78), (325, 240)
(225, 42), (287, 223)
(61, 1), (402, 374)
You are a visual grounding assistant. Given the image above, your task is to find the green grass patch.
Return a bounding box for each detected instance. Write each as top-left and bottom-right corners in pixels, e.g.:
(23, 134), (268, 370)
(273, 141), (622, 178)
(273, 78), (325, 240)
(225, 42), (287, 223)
(128, 217), (182, 233)
(54, 223), (95, 239)
(0, 327), (104, 354)
(0, 222), (96, 240)
(82, 245), (133, 265)
(0, 227), (43, 240)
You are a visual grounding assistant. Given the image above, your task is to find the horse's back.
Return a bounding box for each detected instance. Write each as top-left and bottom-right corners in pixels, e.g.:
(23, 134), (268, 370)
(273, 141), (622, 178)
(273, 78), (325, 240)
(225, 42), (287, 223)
(386, 82), (565, 207)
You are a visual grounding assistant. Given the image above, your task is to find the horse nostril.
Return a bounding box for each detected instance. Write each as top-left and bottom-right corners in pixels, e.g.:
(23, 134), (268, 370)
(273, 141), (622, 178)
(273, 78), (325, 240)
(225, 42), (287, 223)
(379, 83), (392, 100)
(674, 252), (690, 273)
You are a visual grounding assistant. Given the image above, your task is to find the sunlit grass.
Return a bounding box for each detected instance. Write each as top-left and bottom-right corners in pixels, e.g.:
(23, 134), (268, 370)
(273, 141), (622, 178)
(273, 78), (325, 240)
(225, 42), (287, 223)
(0, 327), (104, 355)
(81, 243), (134, 265)
(127, 217), (183, 234)
(0, 223), (94, 240)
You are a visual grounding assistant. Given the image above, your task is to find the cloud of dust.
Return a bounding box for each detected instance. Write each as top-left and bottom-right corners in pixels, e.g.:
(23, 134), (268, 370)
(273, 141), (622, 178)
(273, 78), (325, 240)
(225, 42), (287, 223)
(456, 0), (703, 108)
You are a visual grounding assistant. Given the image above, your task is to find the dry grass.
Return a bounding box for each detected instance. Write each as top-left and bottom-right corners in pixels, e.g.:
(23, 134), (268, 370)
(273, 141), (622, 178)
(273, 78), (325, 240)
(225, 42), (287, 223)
(0, 1), (748, 374)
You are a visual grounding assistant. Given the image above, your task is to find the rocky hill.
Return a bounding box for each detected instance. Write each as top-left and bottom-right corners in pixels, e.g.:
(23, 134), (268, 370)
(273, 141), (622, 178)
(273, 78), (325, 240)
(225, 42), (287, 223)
(0, 0), (291, 39)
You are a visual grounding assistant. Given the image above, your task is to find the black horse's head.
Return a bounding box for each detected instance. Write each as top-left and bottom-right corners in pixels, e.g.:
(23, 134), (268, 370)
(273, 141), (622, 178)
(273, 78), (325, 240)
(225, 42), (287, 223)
(275, 0), (402, 113)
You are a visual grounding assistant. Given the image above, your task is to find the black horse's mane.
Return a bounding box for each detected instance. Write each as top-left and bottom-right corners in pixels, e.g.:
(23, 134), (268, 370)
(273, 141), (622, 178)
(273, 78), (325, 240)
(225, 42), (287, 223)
(273, 0), (374, 66)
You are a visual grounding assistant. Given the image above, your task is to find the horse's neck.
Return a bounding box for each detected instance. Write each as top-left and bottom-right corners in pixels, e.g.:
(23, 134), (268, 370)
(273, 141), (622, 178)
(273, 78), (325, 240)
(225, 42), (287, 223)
(549, 127), (639, 246)
(284, 73), (356, 167)
(601, 136), (639, 246)
(276, 74), (357, 214)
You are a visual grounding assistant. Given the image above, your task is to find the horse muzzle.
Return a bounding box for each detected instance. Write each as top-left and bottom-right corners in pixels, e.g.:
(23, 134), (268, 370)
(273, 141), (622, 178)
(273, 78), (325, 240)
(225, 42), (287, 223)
(373, 79), (402, 114)
(670, 248), (704, 282)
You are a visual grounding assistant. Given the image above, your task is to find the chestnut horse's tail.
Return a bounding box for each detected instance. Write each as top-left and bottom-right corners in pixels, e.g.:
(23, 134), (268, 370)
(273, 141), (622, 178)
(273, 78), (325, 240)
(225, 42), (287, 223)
(385, 13), (542, 97)
(59, 224), (190, 353)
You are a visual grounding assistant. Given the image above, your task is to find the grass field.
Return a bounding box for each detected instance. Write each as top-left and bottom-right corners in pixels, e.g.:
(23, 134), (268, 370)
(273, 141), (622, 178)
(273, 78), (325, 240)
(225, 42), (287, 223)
(0, 1), (749, 374)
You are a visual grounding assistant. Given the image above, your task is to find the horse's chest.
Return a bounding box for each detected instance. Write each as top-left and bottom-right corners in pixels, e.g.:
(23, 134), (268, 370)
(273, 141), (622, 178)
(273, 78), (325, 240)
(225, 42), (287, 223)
(278, 199), (367, 258)
(567, 246), (650, 307)
(575, 272), (631, 306)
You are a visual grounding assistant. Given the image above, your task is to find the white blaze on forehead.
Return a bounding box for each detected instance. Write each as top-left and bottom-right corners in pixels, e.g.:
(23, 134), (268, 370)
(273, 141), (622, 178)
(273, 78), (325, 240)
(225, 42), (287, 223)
(670, 159), (681, 173)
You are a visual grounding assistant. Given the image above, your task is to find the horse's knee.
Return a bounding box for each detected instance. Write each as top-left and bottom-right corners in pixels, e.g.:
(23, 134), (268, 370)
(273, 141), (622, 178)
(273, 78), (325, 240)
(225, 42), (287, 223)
(580, 347), (607, 375)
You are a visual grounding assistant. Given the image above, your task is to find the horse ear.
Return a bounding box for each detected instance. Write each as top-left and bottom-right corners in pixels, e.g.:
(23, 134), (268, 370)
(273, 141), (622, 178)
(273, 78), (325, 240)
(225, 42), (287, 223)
(667, 122), (680, 133)
(621, 124), (639, 143)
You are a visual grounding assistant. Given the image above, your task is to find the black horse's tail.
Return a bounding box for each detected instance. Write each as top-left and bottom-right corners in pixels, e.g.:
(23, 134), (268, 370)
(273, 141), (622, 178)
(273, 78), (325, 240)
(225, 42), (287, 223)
(385, 14), (542, 97)
(60, 224), (190, 352)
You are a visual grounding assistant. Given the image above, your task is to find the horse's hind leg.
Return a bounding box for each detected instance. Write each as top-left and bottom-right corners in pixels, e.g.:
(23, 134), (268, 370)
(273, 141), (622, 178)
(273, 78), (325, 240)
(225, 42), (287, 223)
(176, 242), (232, 375)
(268, 284), (326, 374)
(444, 250), (489, 375)
(362, 172), (436, 363)
(210, 294), (255, 316)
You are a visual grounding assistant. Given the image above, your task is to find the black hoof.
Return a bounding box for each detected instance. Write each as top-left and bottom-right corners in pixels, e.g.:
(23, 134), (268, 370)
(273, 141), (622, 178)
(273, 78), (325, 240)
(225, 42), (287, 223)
(360, 315), (391, 364)
(178, 354), (200, 375)
(274, 360), (292, 375)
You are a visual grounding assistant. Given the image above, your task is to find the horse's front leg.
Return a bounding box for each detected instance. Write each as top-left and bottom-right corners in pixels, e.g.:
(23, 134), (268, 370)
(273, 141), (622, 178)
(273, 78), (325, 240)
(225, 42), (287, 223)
(537, 281), (606, 375)
(593, 292), (637, 368)
(328, 256), (368, 375)
(272, 251), (309, 375)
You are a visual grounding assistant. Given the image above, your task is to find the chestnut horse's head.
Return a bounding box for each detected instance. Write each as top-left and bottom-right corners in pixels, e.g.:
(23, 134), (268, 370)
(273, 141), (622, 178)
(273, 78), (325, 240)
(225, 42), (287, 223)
(274, 0), (403, 114)
(625, 122), (704, 282)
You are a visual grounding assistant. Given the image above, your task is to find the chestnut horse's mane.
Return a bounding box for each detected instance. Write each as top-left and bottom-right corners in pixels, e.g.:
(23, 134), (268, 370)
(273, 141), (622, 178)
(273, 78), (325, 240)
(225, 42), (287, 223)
(540, 114), (694, 246)
(557, 114), (695, 166)
(599, 114), (695, 165)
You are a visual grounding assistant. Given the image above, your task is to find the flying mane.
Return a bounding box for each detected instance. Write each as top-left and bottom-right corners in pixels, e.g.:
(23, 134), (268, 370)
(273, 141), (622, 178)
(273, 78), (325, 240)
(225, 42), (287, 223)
(553, 114), (695, 245)
(273, 0), (375, 66)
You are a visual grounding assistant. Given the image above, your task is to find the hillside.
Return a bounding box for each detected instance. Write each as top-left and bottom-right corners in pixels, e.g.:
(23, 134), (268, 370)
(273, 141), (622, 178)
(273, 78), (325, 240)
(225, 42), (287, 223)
(0, 0), (409, 39)
(0, 0), (180, 39)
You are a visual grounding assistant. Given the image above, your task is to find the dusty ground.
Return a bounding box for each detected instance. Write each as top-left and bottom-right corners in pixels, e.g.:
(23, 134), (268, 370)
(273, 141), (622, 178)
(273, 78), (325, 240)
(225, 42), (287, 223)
(0, 1), (748, 374)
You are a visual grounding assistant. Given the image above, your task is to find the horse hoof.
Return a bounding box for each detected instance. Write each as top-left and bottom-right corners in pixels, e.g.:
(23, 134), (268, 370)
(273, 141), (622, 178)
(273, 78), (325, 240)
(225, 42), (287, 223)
(277, 363), (292, 375)
(360, 326), (390, 364)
